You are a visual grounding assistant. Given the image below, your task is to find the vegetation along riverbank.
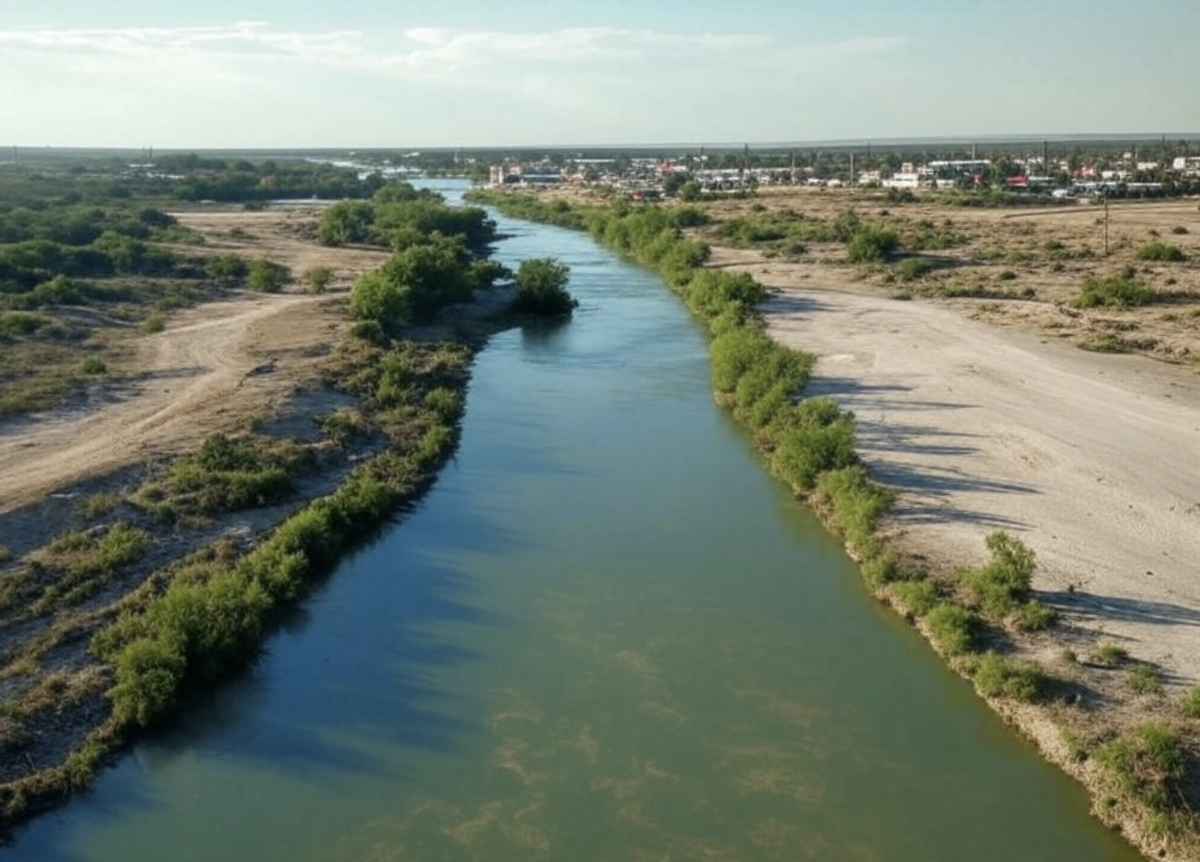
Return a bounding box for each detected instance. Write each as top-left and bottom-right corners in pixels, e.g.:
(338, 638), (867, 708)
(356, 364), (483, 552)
(0, 176), (570, 832)
(466, 187), (1200, 862)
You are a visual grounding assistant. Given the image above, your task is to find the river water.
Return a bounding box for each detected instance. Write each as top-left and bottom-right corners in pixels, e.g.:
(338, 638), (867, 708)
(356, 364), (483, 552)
(7, 181), (1138, 862)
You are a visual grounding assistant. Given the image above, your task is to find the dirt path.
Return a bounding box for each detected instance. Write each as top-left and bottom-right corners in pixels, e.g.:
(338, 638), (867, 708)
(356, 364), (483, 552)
(0, 292), (343, 515)
(713, 247), (1200, 683)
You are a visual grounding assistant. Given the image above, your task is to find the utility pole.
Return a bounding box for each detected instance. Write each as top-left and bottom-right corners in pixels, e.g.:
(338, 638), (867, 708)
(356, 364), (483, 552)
(849, 151), (855, 185)
(1104, 194), (1110, 257)
(1042, 139), (1048, 174)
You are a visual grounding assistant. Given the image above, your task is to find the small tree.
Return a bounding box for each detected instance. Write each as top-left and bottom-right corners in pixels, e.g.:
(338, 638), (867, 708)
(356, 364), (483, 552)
(511, 258), (577, 318)
(677, 180), (702, 202)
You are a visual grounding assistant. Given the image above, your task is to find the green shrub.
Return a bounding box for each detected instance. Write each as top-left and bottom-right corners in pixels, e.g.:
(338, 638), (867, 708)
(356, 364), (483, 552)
(246, 259), (290, 292)
(846, 225), (899, 263)
(973, 652), (1047, 702)
(861, 553), (903, 588)
(162, 434), (299, 514)
(1128, 665), (1163, 695)
(959, 531), (1037, 619)
(109, 636), (185, 726)
(141, 312), (166, 334)
(423, 387), (463, 423)
(891, 578), (941, 616)
(1072, 276), (1157, 309)
(302, 266), (334, 293)
(773, 399), (857, 491)
(350, 319), (385, 345)
(1094, 723), (1186, 812)
(79, 492), (120, 519)
(1136, 241), (1186, 262)
(206, 254), (248, 282)
(811, 465), (893, 556)
(925, 603), (976, 656)
(1181, 687), (1200, 719)
(79, 357), (107, 375)
(0, 312), (50, 338)
(1017, 599), (1058, 631)
(511, 258), (577, 317)
(1093, 643), (1130, 667)
(894, 258), (935, 282)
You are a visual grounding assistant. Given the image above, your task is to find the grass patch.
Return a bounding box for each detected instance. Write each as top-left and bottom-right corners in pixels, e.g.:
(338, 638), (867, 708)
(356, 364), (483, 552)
(1128, 665), (1164, 695)
(1136, 241), (1186, 262)
(846, 225), (899, 263)
(1094, 723), (1187, 814)
(140, 312), (166, 334)
(79, 357), (107, 375)
(1072, 275), (1158, 309)
(891, 578), (941, 616)
(139, 433), (310, 516)
(894, 257), (936, 282)
(925, 603), (976, 656)
(1181, 687), (1200, 719)
(78, 493), (120, 520)
(1093, 643), (1130, 667)
(973, 651), (1048, 702)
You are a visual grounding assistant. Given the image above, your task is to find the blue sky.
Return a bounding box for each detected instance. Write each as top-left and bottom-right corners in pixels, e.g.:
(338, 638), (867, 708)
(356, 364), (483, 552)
(2, 1), (1197, 148)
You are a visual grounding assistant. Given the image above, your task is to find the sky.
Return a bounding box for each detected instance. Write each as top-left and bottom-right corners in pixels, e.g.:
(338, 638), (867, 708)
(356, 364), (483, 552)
(1, 0), (1197, 149)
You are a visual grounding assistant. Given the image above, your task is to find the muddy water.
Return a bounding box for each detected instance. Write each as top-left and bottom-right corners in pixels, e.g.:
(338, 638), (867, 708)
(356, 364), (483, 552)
(8, 181), (1139, 862)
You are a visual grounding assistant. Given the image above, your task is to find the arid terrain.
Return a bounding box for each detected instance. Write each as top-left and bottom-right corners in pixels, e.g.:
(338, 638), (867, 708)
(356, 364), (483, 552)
(0, 207), (389, 516)
(695, 189), (1200, 689)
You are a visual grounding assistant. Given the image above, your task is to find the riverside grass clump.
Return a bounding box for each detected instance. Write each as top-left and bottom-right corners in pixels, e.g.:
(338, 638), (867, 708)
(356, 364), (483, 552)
(958, 531), (1058, 631)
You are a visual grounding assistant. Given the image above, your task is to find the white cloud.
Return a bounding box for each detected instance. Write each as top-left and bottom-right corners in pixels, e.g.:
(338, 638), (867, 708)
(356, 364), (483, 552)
(0, 22), (894, 79)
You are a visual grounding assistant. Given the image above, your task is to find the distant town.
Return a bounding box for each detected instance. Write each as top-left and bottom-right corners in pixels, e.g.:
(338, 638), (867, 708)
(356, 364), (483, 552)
(482, 144), (1200, 201)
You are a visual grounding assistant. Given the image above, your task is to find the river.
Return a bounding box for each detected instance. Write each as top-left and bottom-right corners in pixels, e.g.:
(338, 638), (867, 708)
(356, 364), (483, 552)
(6, 180), (1138, 862)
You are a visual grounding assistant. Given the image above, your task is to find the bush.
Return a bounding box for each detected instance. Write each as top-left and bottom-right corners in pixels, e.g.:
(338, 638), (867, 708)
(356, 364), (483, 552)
(80, 357), (107, 375)
(206, 254), (248, 282)
(141, 312), (166, 334)
(1072, 276), (1158, 309)
(959, 531), (1037, 618)
(973, 652), (1048, 702)
(1017, 599), (1058, 631)
(350, 319), (385, 345)
(302, 266), (334, 293)
(109, 637), (184, 727)
(677, 181), (702, 202)
(894, 258), (935, 282)
(925, 603), (976, 656)
(812, 466), (894, 557)
(891, 578), (941, 616)
(350, 237), (475, 329)
(846, 225), (899, 263)
(511, 258), (577, 317)
(1094, 723), (1186, 812)
(773, 399), (857, 491)
(1136, 241), (1186, 262)
(246, 259), (290, 292)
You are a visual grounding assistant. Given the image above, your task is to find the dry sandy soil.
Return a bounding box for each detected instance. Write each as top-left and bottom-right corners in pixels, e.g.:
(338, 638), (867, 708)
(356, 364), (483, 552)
(713, 244), (1200, 683)
(0, 208), (388, 516)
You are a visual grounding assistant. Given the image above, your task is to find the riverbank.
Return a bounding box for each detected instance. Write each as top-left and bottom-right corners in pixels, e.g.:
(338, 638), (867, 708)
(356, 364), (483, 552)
(0, 190), (522, 832)
(467, 189), (1200, 862)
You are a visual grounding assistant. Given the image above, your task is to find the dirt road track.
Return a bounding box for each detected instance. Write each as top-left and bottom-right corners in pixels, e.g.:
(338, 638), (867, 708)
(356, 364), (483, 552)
(0, 292), (340, 515)
(714, 248), (1200, 682)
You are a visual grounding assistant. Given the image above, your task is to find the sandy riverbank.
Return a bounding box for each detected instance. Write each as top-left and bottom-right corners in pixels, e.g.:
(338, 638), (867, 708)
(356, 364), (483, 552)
(713, 245), (1200, 685)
